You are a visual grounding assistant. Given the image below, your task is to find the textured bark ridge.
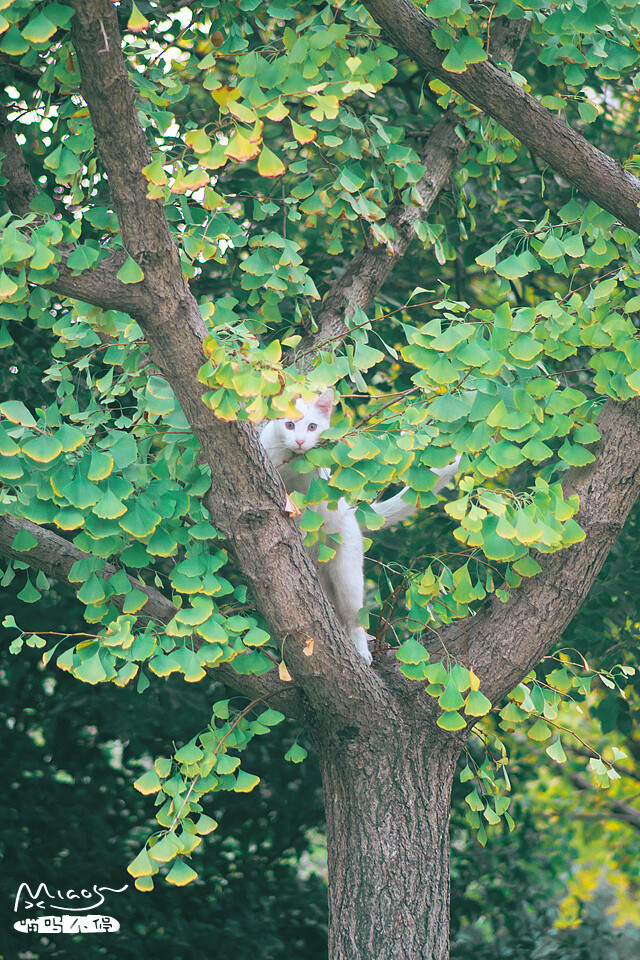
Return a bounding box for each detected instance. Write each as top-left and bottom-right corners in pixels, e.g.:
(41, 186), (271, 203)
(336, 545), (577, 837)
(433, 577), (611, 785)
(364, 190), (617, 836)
(313, 715), (461, 960)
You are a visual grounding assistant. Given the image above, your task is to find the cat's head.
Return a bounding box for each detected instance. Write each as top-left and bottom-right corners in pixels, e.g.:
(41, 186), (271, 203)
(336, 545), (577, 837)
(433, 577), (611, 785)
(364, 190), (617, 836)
(274, 389), (333, 454)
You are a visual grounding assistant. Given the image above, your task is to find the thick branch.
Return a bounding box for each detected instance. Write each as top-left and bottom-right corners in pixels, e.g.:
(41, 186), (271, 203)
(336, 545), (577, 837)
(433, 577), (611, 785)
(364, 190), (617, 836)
(0, 102), (146, 313)
(304, 19), (529, 353)
(438, 398), (640, 705)
(0, 513), (301, 713)
(308, 109), (471, 351)
(66, 0), (389, 722)
(362, 0), (640, 234)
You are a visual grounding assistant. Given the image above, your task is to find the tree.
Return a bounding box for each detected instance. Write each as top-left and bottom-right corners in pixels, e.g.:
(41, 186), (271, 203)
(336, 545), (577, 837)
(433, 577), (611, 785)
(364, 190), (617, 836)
(1, 1), (640, 958)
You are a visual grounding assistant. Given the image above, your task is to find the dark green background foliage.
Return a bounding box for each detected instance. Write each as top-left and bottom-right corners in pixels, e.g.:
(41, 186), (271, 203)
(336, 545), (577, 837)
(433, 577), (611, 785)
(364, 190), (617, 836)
(3, 531), (640, 958)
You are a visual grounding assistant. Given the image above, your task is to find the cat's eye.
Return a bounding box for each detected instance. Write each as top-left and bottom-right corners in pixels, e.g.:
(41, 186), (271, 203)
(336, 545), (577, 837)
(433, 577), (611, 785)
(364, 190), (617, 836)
(284, 421), (295, 430)
(308, 423), (317, 431)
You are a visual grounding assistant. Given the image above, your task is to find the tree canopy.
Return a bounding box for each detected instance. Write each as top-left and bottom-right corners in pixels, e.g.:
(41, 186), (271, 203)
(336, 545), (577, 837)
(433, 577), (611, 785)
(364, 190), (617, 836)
(1, 0), (640, 957)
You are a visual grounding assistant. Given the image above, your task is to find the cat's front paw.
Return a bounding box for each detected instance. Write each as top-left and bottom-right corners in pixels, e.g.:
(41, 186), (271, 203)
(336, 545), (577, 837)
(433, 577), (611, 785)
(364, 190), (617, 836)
(350, 627), (373, 665)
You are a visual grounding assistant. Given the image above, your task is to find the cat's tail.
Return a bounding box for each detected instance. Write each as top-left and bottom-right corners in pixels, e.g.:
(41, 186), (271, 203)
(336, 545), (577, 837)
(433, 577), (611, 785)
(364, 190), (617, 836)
(371, 455), (462, 527)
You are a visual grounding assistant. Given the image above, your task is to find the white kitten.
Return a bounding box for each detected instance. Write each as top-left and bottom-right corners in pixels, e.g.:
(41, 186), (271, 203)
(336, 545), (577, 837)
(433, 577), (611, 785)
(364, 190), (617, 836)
(260, 390), (460, 665)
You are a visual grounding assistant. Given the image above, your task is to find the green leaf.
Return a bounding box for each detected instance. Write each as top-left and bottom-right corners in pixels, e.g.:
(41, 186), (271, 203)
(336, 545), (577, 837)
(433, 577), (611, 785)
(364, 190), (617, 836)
(216, 754), (241, 775)
(558, 441), (595, 466)
(464, 689), (492, 717)
(457, 35), (487, 65)
(257, 708), (285, 726)
(495, 255), (530, 279)
(439, 675), (466, 711)
(165, 859), (198, 886)
(11, 528), (38, 552)
(174, 742), (203, 764)
(18, 578), (41, 603)
(119, 502), (161, 538)
(21, 434), (63, 463)
(134, 769), (163, 794)
(0, 26), (30, 56)
(512, 555), (542, 578)
(527, 718), (552, 741)
(195, 814), (218, 834)
(117, 256), (145, 284)
(234, 770), (260, 792)
(127, 847), (155, 877)
(74, 652), (109, 685)
(0, 400), (37, 427)
(546, 738), (567, 763)
(148, 834), (182, 863)
(22, 13), (58, 43)
(66, 243), (101, 273)
(284, 743), (308, 763)
(437, 710), (466, 730)
(427, 393), (469, 422)
(395, 638), (430, 664)
(442, 47), (467, 73)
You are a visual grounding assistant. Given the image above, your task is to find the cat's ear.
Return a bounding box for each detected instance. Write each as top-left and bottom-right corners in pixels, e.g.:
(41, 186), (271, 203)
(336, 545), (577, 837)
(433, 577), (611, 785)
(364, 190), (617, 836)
(315, 389), (334, 418)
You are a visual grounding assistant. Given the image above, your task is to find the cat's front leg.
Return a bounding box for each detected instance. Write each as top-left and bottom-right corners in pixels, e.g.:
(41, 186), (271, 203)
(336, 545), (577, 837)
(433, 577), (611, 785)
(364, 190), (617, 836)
(350, 626), (373, 665)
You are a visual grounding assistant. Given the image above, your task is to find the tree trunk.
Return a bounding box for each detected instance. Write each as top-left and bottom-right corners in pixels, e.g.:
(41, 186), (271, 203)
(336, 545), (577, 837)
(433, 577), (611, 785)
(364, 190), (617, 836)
(315, 722), (462, 960)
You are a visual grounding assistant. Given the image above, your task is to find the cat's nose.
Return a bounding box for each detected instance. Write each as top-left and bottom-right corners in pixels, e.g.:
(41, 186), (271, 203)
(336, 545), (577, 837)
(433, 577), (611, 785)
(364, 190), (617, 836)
(295, 439), (305, 447)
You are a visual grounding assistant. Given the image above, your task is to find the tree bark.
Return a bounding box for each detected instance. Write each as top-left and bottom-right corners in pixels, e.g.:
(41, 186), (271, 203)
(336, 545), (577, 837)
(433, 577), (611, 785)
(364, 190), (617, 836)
(312, 717), (462, 960)
(361, 0), (640, 234)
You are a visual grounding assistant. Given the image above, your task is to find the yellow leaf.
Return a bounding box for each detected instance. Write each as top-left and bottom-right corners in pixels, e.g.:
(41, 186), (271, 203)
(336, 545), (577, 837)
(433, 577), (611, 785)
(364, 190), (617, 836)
(257, 145), (286, 179)
(170, 168), (209, 194)
(227, 100), (258, 124)
(248, 119), (264, 143)
(224, 127), (262, 163)
(127, 2), (150, 32)
(134, 876), (154, 892)
(469, 668), (480, 691)
(267, 101), (289, 121)
(290, 119), (317, 144)
(185, 128), (212, 154)
(0, 272), (18, 300)
(278, 660), (292, 682)
(211, 85), (242, 108)
(303, 638), (315, 657)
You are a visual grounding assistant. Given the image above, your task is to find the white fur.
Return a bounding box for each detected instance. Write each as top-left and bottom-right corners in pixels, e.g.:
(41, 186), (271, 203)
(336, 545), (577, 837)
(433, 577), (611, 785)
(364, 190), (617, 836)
(259, 391), (459, 665)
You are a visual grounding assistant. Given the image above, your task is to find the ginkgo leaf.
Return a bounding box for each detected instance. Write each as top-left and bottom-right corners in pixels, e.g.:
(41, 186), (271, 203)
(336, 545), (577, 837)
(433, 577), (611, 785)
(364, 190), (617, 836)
(227, 100), (258, 124)
(21, 434), (63, 463)
(11, 528), (38, 552)
(22, 13), (57, 43)
(257, 146), (286, 178)
(117, 256), (145, 284)
(278, 660), (292, 682)
(289, 117), (318, 143)
(211, 85), (242, 107)
(0, 272), (18, 300)
(185, 128), (212, 154)
(128, 847), (155, 878)
(0, 400), (36, 426)
(225, 128), (262, 163)
(285, 743), (308, 763)
(165, 859), (198, 886)
(127, 2), (150, 32)
(234, 770), (260, 792)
